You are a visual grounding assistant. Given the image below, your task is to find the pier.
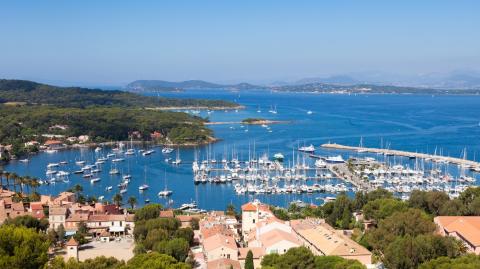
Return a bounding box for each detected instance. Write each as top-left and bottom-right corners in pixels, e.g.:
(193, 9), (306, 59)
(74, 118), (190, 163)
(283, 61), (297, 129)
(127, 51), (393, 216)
(321, 143), (480, 169)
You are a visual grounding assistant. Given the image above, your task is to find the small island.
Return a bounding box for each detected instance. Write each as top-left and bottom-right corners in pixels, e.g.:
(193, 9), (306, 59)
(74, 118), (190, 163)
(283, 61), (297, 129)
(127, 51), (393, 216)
(241, 118), (288, 125)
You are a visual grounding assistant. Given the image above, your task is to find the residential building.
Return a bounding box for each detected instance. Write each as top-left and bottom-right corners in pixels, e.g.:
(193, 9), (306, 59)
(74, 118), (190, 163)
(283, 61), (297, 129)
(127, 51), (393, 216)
(291, 218), (373, 266)
(206, 258), (241, 269)
(434, 216), (480, 254)
(203, 233), (238, 261)
(49, 206), (68, 229)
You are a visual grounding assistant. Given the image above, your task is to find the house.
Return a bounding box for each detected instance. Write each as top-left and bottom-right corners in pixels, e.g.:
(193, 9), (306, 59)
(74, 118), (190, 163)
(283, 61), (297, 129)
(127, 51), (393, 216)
(87, 214), (133, 236)
(207, 258), (241, 269)
(291, 218), (372, 266)
(241, 201), (272, 237)
(203, 233), (238, 261)
(0, 198), (28, 224)
(24, 141), (39, 147)
(249, 228), (302, 254)
(29, 202), (46, 219)
(53, 192), (76, 205)
(44, 140), (64, 150)
(49, 206), (69, 229)
(434, 216), (480, 254)
(65, 213), (90, 232)
(78, 135), (89, 143)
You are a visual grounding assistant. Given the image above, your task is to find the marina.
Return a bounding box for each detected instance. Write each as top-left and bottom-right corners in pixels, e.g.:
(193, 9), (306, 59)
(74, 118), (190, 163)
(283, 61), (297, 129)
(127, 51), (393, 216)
(4, 91), (480, 210)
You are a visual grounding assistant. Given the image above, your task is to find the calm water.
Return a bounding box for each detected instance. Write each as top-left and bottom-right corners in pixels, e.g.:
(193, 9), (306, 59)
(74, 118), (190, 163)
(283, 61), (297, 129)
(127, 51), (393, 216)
(4, 91), (480, 210)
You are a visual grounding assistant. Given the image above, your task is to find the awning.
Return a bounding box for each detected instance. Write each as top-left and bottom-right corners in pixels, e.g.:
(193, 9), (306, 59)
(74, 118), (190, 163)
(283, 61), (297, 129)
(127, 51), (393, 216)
(109, 226), (125, 232)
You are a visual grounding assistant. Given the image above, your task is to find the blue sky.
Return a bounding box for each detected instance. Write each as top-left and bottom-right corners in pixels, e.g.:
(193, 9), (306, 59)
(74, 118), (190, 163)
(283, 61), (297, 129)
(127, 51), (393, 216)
(0, 1), (479, 85)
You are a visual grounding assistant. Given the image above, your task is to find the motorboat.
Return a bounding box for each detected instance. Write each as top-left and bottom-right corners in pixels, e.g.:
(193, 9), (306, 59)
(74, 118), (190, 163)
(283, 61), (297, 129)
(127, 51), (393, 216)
(298, 144), (315, 153)
(325, 155), (345, 164)
(162, 147), (174, 154)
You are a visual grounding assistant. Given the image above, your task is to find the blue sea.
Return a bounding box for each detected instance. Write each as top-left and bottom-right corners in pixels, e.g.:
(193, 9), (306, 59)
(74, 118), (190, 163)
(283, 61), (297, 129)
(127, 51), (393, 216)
(4, 90), (480, 210)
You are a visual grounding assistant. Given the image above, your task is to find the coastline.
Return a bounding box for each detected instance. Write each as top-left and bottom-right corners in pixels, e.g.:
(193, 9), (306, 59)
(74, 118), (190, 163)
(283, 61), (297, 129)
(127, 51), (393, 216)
(205, 120), (291, 125)
(146, 105), (245, 111)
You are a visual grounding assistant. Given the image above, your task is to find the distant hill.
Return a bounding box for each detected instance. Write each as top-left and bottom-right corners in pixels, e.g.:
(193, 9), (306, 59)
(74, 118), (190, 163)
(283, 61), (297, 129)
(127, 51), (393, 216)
(0, 79), (238, 108)
(295, 75), (361, 85)
(270, 82), (480, 95)
(125, 80), (263, 92)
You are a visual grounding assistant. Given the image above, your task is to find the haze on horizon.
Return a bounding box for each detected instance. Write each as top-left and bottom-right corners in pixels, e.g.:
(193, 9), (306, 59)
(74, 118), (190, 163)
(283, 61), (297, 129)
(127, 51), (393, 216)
(1, 0), (479, 86)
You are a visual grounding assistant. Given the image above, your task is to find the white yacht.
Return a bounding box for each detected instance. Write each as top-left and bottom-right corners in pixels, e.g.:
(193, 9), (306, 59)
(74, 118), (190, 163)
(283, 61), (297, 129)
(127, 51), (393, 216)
(298, 144), (315, 153)
(325, 155), (345, 163)
(162, 147), (174, 154)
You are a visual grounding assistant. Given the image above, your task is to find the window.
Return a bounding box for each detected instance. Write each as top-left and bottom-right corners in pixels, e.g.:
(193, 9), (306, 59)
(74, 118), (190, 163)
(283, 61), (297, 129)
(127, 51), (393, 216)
(253, 219), (255, 223)
(227, 254), (230, 259)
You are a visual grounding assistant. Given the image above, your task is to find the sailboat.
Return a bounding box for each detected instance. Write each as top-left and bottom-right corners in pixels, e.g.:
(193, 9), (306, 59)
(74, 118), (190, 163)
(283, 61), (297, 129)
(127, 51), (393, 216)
(139, 166), (149, 191)
(125, 138), (135, 155)
(172, 148), (182, 165)
(158, 170), (173, 197)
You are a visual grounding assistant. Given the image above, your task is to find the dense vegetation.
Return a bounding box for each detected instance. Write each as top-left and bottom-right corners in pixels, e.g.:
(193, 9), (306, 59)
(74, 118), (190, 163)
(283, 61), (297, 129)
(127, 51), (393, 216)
(0, 104), (215, 159)
(0, 79), (237, 108)
(261, 246), (366, 269)
(271, 187), (480, 269)
(132, 204), (195, 265)
(126, 79), (261, 92)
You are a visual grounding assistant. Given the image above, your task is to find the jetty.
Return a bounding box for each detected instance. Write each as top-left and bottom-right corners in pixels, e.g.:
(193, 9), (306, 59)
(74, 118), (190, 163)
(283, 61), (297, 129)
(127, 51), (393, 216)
(321, 143), (480, 168)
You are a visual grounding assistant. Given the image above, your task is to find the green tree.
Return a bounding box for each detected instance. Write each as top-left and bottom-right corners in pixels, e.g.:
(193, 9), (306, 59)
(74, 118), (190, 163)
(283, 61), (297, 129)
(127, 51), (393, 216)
(134, 204), (162, 221)
(245, 250), (254, 269)
(0, 225), (50, 269)
(362, 198), (407, 221)
(124, 252), (190, 269)
(383, 234), (465, 269)
(419, 254), (480, 269)
(112, 193), (123, 207)
(363, 208), (436, 252)
(127, 196), (137, 209)
(152, 238), (190, 262)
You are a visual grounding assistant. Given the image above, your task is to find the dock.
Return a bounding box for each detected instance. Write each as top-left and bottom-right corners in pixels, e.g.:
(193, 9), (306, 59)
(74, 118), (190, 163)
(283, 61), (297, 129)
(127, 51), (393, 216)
(321, 143), (480, 168)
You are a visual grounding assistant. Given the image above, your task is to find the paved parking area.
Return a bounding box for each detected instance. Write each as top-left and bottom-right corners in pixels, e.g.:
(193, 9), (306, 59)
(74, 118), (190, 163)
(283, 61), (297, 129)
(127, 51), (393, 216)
(78, 238), (134, 262)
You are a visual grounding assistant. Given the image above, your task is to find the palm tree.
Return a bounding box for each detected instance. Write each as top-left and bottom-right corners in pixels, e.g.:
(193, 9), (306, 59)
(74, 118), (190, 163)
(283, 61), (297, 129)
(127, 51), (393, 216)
(0, 169), (3, 189)
(3, 172), (10, 191)
(127, 196), (137, 209)
(31, 178), (40, 194)
(72, 184), (83, 200)
(113, 193), (123, 207)
(24, 176), (32, 194)
(11, 173), (18, 193)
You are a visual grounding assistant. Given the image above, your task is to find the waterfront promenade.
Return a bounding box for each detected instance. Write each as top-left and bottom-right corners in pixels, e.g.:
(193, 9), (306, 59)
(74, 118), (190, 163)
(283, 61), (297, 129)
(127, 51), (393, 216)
(322, 143), (480, 168)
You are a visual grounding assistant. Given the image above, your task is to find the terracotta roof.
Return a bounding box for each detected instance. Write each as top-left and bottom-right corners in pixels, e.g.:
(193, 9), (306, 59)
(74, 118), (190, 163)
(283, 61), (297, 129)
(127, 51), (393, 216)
(160, 210), (174, 218)
(44, 140), (63, 146)
(203, 234), (237, 252)
(238, 247), (265, 259)
(241, 202), (257, 212)
(66, 213), (90, 222)
(30, 202), (43, 210)
(258, 228), (301, 248)
(292, 219), (371, 257)
(49, 206), (67, 215)
(66, 237), (79, 246)
(435, 216), (480, 246)
(88, 214), (126, 222)
(207, 258), (241, 269)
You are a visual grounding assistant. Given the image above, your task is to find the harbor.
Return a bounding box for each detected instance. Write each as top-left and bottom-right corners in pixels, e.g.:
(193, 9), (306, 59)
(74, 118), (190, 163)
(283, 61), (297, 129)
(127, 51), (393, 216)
(322, 143), (480, 170)
(3, 92), (480, 210)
